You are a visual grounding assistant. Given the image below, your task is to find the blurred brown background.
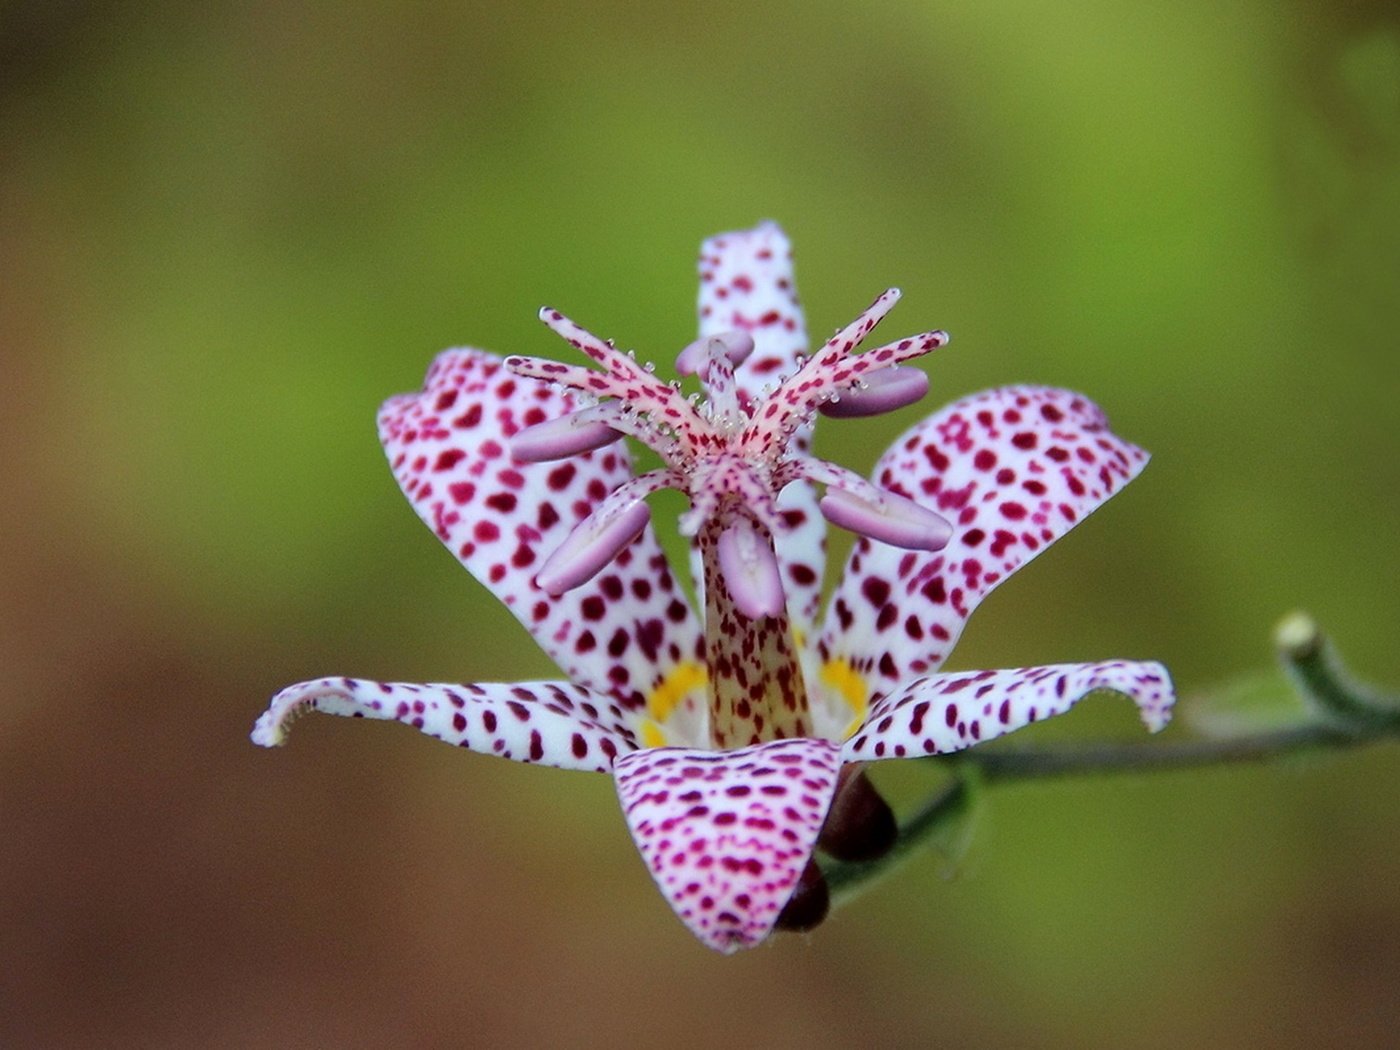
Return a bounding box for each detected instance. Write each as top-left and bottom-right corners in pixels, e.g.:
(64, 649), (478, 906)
(3, 0), (1399, 1047)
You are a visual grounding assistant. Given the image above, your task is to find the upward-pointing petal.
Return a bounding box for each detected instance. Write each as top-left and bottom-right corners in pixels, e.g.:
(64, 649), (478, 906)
(614, 737), (841, 953)
(378, 348), (703, 715)
(697, 222), (826, 629)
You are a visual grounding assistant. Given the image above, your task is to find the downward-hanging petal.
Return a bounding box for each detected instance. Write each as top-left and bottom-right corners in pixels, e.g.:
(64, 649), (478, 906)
(842, 660), (1174, 760)
(818, 386), (1150, 692)
(378, 348), (704, 717)
(614, 737), (841, 953)
(697, 222), (827, 629)
(253, 677), (640, 772)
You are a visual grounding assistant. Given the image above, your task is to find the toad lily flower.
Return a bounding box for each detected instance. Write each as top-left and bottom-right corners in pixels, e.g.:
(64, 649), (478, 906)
(253, 222), (1173, 953)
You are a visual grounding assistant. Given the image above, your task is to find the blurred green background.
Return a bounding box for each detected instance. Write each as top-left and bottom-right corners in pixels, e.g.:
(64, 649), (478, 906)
(3, 0), (1398, 1046)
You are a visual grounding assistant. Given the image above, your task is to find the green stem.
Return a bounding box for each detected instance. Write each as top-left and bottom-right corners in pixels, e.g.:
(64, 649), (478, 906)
(820, 613), (1400, 906)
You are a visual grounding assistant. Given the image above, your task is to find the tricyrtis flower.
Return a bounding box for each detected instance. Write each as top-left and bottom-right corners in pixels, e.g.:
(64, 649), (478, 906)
(253, 222), (1173, 953)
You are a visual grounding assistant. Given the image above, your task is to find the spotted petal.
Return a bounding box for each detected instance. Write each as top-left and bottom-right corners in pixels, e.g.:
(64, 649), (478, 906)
(842, 660), (1174, 760)
(253, 677), (640, 772)
(378, 348), (704, 719)
(614, 737), (841, 953)
(819, 386), (1149, 693)
(697, 222), (825, 627)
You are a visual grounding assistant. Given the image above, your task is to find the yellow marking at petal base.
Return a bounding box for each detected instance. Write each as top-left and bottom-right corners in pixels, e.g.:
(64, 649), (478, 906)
(820, 658), (869, 740)
(791, 624), (807, 650)
(647, 661), (707, 725)
(640, 720), (668, 749)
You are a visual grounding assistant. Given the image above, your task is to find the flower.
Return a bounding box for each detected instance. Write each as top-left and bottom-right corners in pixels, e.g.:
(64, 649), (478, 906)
(253, 222), (1173, 953)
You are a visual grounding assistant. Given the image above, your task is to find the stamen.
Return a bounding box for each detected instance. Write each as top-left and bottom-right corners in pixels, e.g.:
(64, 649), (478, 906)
(739, 288), (948, 451)
(817, 365), (929, 419)
(510, 410), (624, 462)
(818, 486), (952, 551)
(716, 516), (786, 620)
(674, 331), (755, 377)
(533, 472), (675, 593)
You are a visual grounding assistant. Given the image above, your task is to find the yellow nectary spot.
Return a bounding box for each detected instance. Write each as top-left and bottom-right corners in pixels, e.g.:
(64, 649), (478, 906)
(640, 720), (667, 749)
(821, 658), (868, 738)
(648, 661), (707, 725)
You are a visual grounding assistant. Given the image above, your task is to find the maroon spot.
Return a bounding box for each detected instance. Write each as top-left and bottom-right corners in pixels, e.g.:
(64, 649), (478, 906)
(448, 482), (475, 505)
(581, 596), (606, 621)
(434, 448), (466, 471)
(861, 576), (891, 607)
(454, 404), (483, 428)
(973, 449), (997, 471)
(1000, 502), (1027, 520)
(435, 389), (458, 411)
(475, 521), (500, 542)
(923, 445), (950, 471)
(920, 577), (947, 604)
(1012, 432), (1038, 450)
(571, 733), (588, 758)
(637, 619), (664, 661)
(547, 463), (577, 490)
(486, 492), (517, 512)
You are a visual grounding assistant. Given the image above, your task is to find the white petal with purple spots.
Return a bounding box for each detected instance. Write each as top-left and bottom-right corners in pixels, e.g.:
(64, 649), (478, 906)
(842, 660), (1174, 760)
(378, 348), (703, 713)
(819, 386), (1149, 691)
(614, 737), (841, 953)
(253, 677), (641, 772)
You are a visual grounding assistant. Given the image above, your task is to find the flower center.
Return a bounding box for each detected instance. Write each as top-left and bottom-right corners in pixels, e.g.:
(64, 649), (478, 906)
(506, 291), (952, 746)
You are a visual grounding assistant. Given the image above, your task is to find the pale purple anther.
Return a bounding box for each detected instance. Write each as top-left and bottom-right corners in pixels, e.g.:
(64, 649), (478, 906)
(818, 365), (930, 419)
(510, 410), (624, 463)
(818, 486), (952, 551)
(674, 331), (756, 377)
(534, 497), (652, 595)
(716, 516), (786, 620)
